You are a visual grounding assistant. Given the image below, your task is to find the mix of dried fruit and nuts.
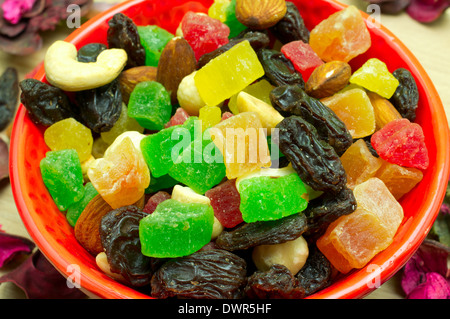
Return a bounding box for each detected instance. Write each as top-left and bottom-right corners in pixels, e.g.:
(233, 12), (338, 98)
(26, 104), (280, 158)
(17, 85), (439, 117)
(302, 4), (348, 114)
(19, 0), (426, 299)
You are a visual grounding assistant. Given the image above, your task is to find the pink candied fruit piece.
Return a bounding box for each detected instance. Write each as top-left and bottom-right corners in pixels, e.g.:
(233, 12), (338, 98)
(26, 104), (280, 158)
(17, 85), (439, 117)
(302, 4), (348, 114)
(221, 111), (233, 121)
(143, 191), (171, 214)
(181, 11), (230, 61)
(371, 118), (429, 170)
(205, 179), (243, 228)
(281, 40), (324, 81)
(165, 107), (190, 128)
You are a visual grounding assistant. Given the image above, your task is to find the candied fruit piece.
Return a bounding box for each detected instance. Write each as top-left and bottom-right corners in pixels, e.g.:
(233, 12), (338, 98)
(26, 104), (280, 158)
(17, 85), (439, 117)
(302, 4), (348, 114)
(370, 118), (429, 170)
(236, 166), (308, 223)
(309, 5), (371, 63)
(375, 159), (423, 200)
(139, 199), (214, 258)
(137, 25), (174, 67)
(44, 118), (93, 162)
(210, 112), (271, 179)
(317, 177), (404, 273)
(194, 40), (265, 107)
(181, 11), (230, 61)
(66, 182), (99, 227)
(281, 40), (324, 81)
(165, 107), (190, 128)
(143, 191), (171, 214)
(205, 179), (243, 228)
(340, 139), (383, 189)
(321, 88), (375, 139)
(128, 81), (172, 131)
(349, 58), (399, 99)
(87, 136), (150, 209)
(199, 105), (222, 131)
(40, 149), (85, 211)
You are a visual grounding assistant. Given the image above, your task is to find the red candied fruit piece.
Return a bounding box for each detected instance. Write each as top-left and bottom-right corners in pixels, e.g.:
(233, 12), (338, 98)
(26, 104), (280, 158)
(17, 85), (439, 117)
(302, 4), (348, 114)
(371, 118), (429, 170)
(205, 179), (243, 228)
(165, 107), (190, 128)
(221, 111), (233, 121)
(143, 191), (171, 214)
(281, 40), (324, 81)
(181, 11), (230, 61)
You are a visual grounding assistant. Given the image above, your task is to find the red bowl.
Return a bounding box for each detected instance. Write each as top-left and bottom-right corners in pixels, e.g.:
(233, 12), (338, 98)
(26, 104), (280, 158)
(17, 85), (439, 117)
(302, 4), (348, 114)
(9, 0), (450, 299)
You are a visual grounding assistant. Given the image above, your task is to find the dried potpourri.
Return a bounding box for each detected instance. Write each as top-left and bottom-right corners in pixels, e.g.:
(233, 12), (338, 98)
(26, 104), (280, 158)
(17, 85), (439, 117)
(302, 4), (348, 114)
(0, 67), (19, 131)
(30, 1), (431, 300)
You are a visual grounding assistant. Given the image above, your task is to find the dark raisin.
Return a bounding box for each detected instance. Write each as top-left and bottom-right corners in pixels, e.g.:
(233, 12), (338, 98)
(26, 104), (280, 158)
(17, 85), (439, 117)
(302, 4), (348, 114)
(257, 49), (305, 88)
(270, 84), (353, 156)
(276, 116), (347, 193)
(151, 249), (247, 299)
(107, 13), (145, 69)
(296, 244), (333, 296)
(19, 79), (78, 126)
(0, 67), (18, 131)
(100, 205), (155, 287)
(197, 30), (270, 69)
(390, 68), (419, 122)
(245, 264), (306, 299)
(215, 213), (308, 251)
(270, 1), (310, 44)
(303, 186), (357, 240)
(75, 78), (122, 133)
(77, 43), (107, 63)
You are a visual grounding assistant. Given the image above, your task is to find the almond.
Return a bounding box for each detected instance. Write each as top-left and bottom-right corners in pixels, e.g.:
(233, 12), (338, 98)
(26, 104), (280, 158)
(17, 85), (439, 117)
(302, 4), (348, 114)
(118, 66), (157, 104)
(305, 61), (352, 99)
(74, 194), (113, 255)
(236, 0), (287, 30)
(156, 36), (197, 105)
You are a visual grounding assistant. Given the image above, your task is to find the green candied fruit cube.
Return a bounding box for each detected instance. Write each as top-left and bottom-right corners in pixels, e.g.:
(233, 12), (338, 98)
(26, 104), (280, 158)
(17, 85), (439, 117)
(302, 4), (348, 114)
(137, 25), (174, 67)
(40, 149), (85, 211)
(128, 81), (172, 130)
(224, 0), (247, 38)
(66, 182), (99, 227)
(236, 166), (308, 222)
(140, 116), (200, 178)
(168, 129), (226, 195)
(139, 199), (214, 258)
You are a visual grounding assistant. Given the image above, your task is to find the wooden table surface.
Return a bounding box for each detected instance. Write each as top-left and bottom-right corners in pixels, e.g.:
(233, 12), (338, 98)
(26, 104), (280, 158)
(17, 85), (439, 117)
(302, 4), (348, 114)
(0, 0), (449, 299)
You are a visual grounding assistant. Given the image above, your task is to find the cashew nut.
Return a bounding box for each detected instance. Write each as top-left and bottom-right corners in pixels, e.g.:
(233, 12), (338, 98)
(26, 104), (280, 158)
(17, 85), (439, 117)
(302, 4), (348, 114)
(252, 235), (309, 275)
(44, 40), (127, 91)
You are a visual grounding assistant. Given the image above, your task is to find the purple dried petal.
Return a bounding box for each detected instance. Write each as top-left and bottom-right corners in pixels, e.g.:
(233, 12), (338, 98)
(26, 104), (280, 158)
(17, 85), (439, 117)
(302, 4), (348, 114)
(406, 0), (450, 23)
(0, 20), (27, 37)
(0, 250), (87, 299)
(401, 239), (450, 297)
(407, 272), (450, 299)
(0, 138), (8, 180)
(0, 31), (42, 55)
(0, 232), (35, 268)
(21, 0), (45, 18)
(2, 0), (36, 24)
(368, 0), (412, 14)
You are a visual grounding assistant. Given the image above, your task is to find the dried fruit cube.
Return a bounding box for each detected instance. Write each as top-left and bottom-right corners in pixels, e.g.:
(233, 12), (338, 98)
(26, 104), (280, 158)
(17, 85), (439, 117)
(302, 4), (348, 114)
(321, 88), (375, 139)
(199, 105), (222, 131)
(44, 118), (93, 162)
(181, 11), (230, 61)
(370, 118), (429, 170)
(375, 159), (423, 200)
(87, 136), (150, 209)
(210, 112), (271, 179)
(281, 40), (324, 81)
(139, 199), (214, 258)
(143, 191), (171, 214)
(137, 25), (174, 67)
(205, 179), (243, 228)
(309, 5), (371, 63)
(235, 166), (308, 223)
(349, 58), (399, 99)
(128, 81), (172, 130)
(340, 139), (383, 189)
(194, 40), (265, 107)
(40, 149), (85, 211)
(66, 182), (99, 227)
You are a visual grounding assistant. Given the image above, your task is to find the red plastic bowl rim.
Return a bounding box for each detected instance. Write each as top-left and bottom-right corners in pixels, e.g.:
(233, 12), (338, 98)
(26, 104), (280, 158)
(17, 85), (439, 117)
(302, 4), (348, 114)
(9, 0), (450, 299)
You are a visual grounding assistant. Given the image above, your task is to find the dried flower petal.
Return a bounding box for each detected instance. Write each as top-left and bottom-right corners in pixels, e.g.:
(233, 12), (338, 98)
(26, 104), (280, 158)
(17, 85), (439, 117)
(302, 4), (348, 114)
(2, 0), (36, 24)
(401, 239), (450, 299)
(0, 250), (87, 299)
(0, 232), (35, 268)
(406, 0), (450, 23)
(407, 272), (450, 299)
